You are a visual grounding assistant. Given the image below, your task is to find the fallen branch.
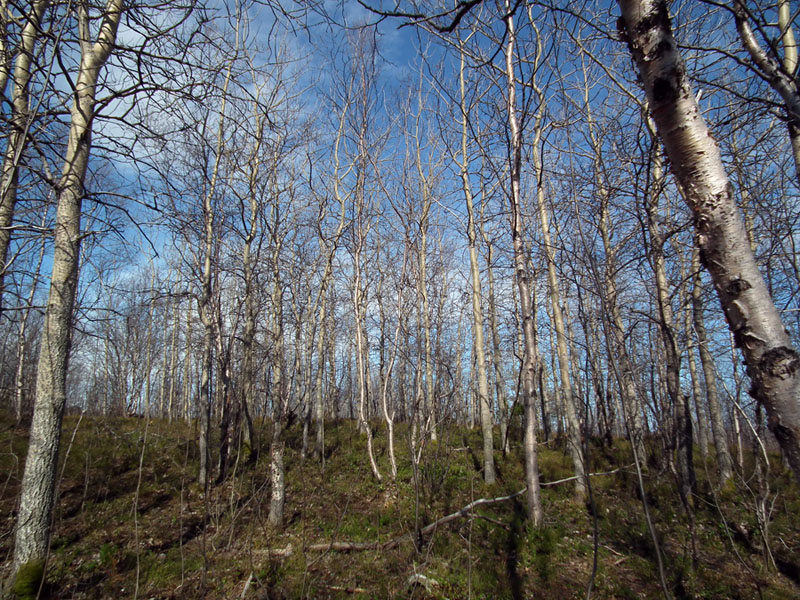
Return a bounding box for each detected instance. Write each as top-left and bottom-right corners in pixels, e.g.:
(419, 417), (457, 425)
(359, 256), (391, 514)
(266, 465), (631, 556)
(305, 539), (405, 552)
(320, 585), (369, 594)
(539, 464), (634, 487)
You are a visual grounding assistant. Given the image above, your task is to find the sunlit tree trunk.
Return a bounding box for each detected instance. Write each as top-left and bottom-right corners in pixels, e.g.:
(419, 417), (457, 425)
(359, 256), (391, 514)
(683, 279), (709, 461)
(644, 135), (695, 503)
(733, 0), (800, 187)
(692, 249), (734, 484)
(0, 0), (50, 315)
(268, 255), (288, 528)
(504, 4), (542, 524)
(12, 0), (123, 578)
(415, 126), (437, 443)
(167, 299), (179, 423)
(619, 0), (800, 483)
(182, 305), (193, 423)
(457, 35), (495, 483)
(532, 86), (586, 501)
(195, 72), (231, 486)
(14, 212), (46, 423)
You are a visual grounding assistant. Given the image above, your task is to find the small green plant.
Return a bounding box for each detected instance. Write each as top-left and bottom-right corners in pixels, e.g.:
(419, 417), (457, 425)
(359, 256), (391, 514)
(99, 542), (116, 567)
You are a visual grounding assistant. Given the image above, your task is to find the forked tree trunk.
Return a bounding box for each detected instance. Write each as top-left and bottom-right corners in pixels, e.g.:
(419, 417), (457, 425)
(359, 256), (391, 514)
(12, 0), (123, 578)
(619, 0), (800, 483)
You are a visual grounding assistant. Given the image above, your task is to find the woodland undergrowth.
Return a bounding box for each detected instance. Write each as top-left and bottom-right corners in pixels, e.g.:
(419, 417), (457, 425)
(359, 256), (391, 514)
(0, 411), (798, 599)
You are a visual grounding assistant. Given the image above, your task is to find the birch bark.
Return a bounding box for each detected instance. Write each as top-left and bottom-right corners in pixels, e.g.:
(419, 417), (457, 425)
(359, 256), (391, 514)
(619, 0), (800, 482)
(12, 0), (123, 576)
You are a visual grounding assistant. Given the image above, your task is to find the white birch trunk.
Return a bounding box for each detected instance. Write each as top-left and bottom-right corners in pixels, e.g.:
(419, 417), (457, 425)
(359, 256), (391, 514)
(0, 0), (50, 312)
(619, 0), (800, 482)
(504, 5), (542, 524)
(12, 0), (122, 576)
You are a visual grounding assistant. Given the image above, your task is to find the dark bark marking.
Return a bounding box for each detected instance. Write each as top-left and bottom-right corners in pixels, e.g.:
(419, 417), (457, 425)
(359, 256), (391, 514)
(760, 346), (800, 379)
(652, 77), (677, 104)
(769, 416), (799, 449)
(726, 278), (752, 297)
(634, 1), (671, 38)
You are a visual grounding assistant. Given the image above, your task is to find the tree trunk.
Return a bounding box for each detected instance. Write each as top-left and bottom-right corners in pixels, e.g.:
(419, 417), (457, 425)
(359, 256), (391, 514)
(504, 4), (542, 524)
(644, 136), (695, 503)
(533, 106), (586, 501)
(458, 37), (495, 483)
(619, 0), (800, 483)
(12, 0), (122, 577)
(0, 0), (49, 316)
(268, 273), (287, 528)
(692, 249), (734, 484)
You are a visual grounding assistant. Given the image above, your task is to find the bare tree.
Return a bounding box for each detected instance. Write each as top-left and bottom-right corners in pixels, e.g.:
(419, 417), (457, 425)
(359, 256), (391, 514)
(12, 0), (124, 580)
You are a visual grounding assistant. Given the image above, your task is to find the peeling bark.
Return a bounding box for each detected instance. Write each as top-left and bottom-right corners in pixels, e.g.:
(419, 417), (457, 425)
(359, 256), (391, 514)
(619, 0), (800, 483)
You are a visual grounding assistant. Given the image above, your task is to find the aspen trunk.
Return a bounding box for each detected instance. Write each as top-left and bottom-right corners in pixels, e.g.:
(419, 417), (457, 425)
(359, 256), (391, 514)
(484, 236), (509, 453)
(0, 0), (49, 314)
(692, 250), (734, 484)
(644, 139), (695, 503)
(684, 300), (709, 460)
(354, 249), (381, 480)
(533, 119), (586, 500)
(619, 0), (800, 483)
(417, 182), (436, 442)
(182, 305), (193, 423)
(14, 217), (46, 423)
(167, 300), (179, 423)
(268, 273), (287, 527)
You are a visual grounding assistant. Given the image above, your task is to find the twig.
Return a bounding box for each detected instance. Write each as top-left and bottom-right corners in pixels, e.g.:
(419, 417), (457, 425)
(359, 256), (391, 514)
(320, 585), (369, 594)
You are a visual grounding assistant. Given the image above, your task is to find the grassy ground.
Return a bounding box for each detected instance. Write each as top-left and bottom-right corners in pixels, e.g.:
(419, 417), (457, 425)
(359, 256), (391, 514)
(0, 411), (798, 599)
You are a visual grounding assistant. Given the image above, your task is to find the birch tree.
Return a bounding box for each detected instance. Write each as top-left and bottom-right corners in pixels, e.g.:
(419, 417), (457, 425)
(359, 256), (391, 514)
(618, 0), (800, 483)
(11, 0), (123, 580)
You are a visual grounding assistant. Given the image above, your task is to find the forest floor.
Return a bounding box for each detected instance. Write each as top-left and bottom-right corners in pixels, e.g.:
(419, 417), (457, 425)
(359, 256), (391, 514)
(0, 411), (799, 599)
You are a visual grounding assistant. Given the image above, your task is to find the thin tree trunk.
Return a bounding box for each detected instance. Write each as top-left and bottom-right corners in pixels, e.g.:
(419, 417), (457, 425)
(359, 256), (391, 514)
(354, 247), (381, 480)
(0, 0), (50, 315)
(684, 297), (709, 461)
(194, 39), (234, 487)
(167, 299), (179, 423)
(644, 136), (695, 504)
(14, 213), (46, 423)
(457, 36), (494, 483)
(415, 151), (437, 443)
(268, 272), (287, 528)
(504, 4), (542, 524)
(692, 249), (734, 484)
(182, 304), (193, 423)
(533, 107), (586, 501)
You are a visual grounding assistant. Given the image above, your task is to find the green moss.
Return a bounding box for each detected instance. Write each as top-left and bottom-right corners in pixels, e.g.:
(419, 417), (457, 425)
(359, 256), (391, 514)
(11, 559), (44, 600)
